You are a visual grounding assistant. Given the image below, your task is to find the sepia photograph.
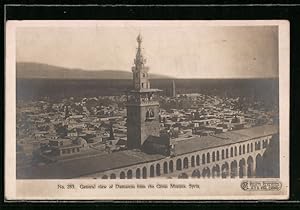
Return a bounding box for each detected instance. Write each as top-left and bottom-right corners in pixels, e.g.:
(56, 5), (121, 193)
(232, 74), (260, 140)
(5, 20), (289, 200)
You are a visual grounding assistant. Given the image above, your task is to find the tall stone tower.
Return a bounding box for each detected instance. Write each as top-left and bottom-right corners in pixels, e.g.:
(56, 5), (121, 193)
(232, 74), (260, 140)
(126, 34), (161, 149)
(172, 80), (176, 98)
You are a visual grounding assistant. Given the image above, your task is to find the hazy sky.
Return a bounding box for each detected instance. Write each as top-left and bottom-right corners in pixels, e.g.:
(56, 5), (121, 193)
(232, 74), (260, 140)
(16, 21), (278, 78)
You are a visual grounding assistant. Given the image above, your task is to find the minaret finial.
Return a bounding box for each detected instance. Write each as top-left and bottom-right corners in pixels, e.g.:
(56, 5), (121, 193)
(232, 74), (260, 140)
(137, 33), (142, 44)
(134, 33), (146, 66)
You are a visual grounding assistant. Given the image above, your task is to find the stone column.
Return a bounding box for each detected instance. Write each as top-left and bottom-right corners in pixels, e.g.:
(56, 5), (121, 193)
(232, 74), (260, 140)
(188, 157), (192, 168)
(237, 163), (240, 178)
(159, 164), (163, 176)
(252, 157), (257, 178)
(227, 163), (231, 179)
(244, 161), (248, 178)
(133, 168), (137, 179)
(147, 166), (150, 178)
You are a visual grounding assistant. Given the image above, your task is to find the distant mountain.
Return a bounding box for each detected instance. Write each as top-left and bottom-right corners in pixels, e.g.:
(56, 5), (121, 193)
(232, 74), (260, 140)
(16, 62), (173, 79)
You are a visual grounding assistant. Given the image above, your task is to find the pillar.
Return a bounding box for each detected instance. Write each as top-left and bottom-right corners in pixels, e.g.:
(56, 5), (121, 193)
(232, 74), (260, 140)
(244, 161), (248, 178)
(227, 163), (231, 179)
(252, 158), (256, 178)
(147, 166), (151, 178)
(188, 156), (193, 168)
(237, 164), (240, 178)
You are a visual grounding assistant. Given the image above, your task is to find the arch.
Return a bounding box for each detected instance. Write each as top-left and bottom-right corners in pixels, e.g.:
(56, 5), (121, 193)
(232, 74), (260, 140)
(230, 160), (238, 178)
(136, 168), (141, 179)
(169, 160), (174, 173)
(212, 151), (216, 162)
(230, 147), (234, 157)
(178, 173), (189, 179)
(196, 155), (200, 166)
(243, 145), (246, 154)
(212, 164), (220, 178)
(257, 141), (261, 150)
(127, 170), (133, 179)
(251, 143), (253, 152)
(110, 173), (116, 179)
(150, 165), (155, 177)
(239, 158), (246, 178)
(263, 139), (268, 148)
(191, 156), (195, 167)
(247, 156), (254, 178)
(226, 148), (229, 158)
(239, 145), (242, 155)
(163, 162), (168, 174)
(216, 151), (220, 161)
(207, 152), (210, 163)
(202, 167), (211, 178)
(102, 175), (108, 179)
(234, 146), (237, 156)
(222, 149), (225, 159)
(120, 171), (125, 179)
(221, 162), (229, 178)
(142, 167), (147, 179)
(247, 144), (250, 153)
(255, 141), (261, 150)
(191, 169), (201, 178)
(256, 153), (264, 177)
(156, 163), (161, 176)
(263, 139), (267, 148)
(176, 159), (182, 170)
(202, 154), (206, 164)
(183, 157), (189, 169)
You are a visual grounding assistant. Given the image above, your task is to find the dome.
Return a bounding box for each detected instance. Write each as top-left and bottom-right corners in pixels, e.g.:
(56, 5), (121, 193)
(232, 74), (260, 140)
(73, 137), (87, 146)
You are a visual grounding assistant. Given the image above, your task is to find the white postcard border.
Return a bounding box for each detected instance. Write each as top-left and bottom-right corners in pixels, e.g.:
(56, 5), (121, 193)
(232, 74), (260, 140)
(5, 20), (290, 200)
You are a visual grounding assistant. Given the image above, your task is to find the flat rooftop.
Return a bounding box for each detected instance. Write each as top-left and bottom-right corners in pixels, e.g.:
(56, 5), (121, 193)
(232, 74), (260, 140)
(17, 124), (278, 179)
(174, 124), (278, 155)
(17, 150), (165, 179)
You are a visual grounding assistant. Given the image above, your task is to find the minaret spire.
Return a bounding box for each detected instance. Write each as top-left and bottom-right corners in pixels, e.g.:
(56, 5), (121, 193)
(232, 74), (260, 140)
(137, 33), (142, 47)
(132, 33), (149, 90)
(134, 33), (146, 68)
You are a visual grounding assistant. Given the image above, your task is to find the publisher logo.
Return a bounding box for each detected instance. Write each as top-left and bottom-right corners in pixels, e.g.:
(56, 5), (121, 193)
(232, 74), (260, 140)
(241, 180), (282, 191)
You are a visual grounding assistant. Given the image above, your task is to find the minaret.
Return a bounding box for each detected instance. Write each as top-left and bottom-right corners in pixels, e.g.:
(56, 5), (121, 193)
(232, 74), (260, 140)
(132, 34), (150, 90)
(126, 34), (162, 149)
(64, 105), (70, 119)
(108, 122), (115, 140)
(172, 80), (176, 98)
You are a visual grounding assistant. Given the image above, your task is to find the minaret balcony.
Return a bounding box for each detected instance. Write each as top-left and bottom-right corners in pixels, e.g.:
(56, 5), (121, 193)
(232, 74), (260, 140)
(141, 100), (160, 105)
(126, 100), (159, 106)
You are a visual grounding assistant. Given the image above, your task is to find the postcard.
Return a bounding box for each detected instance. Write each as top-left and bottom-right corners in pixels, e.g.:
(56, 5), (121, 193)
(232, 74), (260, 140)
(5, 20), (289, 200)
